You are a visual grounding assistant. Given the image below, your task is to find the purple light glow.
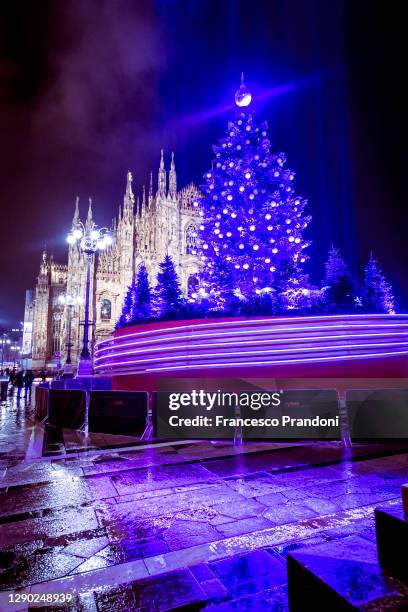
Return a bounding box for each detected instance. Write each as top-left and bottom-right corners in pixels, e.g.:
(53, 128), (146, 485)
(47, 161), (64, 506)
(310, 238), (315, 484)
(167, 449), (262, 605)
(94, 332), (408, 363)
(141, 350), (408, 373)
(95, 314), (408, 376)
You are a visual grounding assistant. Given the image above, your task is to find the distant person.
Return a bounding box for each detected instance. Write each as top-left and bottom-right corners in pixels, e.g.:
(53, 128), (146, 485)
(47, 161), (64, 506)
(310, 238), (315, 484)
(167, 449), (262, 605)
(15, 370), (24, 401)
(40, 370), (46, 383)
(8, 369), (15, 386)
(24, 370), (34, 398)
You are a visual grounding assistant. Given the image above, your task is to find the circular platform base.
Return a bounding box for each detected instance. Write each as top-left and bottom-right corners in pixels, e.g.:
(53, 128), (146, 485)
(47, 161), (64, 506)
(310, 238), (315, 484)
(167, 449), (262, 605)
(94, 314), (408, 391)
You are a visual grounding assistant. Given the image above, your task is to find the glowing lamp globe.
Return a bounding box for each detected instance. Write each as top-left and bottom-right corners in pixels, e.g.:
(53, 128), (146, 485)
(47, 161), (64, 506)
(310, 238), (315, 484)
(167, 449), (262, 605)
(235, 73), (252, 107)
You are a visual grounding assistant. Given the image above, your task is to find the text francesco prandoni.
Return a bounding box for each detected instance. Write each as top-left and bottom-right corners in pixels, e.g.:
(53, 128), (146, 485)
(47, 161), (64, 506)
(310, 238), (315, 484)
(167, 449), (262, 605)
(166, 390), (339, 429)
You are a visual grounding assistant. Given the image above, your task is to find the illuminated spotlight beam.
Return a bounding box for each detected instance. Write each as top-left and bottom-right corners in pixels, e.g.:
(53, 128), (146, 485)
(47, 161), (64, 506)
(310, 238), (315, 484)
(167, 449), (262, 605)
(170, 80), (300, 128)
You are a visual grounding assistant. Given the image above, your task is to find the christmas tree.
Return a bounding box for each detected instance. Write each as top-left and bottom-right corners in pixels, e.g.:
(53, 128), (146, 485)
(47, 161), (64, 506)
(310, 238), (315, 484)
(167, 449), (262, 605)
(197, 75), (311, 310)
(155, 255), (184, 318)
(323, 246), (356, 311)
(116, 282), (134, 328)
(130, 265), (152, 322)
(361, 253), (395, 314)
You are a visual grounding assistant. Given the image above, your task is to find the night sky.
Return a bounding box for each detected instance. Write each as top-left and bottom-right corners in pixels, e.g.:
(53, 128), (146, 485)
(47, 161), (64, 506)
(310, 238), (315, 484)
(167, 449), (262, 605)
(0, 0), (407, 328)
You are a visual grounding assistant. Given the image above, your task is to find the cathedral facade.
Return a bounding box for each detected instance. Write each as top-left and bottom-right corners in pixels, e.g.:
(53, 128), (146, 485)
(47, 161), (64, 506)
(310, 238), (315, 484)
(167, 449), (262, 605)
(24, 152), (201, 369)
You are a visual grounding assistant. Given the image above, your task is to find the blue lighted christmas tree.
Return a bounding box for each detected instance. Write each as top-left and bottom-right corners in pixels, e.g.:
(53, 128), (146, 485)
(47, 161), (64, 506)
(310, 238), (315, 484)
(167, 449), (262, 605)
(130, 264), (152, 322)
(154, 255), (184, 318)
(197, 75), (311, 309)
(116, 282), (134, 328)
(323, 246), (356, 311)
(361, 253), (395, 314)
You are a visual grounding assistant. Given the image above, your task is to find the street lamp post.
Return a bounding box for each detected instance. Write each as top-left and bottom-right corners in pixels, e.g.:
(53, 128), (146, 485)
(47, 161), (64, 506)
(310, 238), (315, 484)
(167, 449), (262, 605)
(1, 334), (11, 372)
(11, 344), (21, 369)
(58, 294), (82, 375)
(67, 205), (113, 377)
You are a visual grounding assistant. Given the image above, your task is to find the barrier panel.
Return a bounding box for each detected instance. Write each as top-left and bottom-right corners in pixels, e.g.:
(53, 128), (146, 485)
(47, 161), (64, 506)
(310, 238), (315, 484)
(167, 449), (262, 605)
(0, 381), (8, 401)
(347, 389), (408, 440)
(34, 386), (49, 422)
(47, 389), (86, 429)
(88, 391), (148, 436)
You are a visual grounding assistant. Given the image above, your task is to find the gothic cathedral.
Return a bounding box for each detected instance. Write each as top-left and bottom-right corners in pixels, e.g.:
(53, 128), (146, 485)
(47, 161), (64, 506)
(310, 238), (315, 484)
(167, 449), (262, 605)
(23, 151), (200, 369)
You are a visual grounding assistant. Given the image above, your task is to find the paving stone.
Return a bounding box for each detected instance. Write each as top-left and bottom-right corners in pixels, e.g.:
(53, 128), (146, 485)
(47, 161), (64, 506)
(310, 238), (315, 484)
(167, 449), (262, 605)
(201, 577), (229, 598)
(298, 497), (341, 515)
(190, 562), (216, 582)
(111, 463), (215, 495)
(201, 450), (306, 477)
(212, 498), (268, 520)
(206, 585), (289, 611)
(0, 476), (117, 518)
(228, 572), (288, 598)
(287, 534), (408, 611)
(263, 503), (318, 526)
(95, 567), (206, 611)
(271, 534), (329, 560)
(215, 517), (273, 538)
(210, 549), (284, 588)
(2, 462), (83, 488)
(0, 506), (99, 546)
(0, 548), (84, 590)
(162, 519), (220, 551)
(63, 535), (110, 559)
(255, 492), (292, 506)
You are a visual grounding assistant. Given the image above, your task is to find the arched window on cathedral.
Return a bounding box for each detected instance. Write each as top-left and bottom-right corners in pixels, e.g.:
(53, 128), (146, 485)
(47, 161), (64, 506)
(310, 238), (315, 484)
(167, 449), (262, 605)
(185, 224), (198, 254)
(52, 312), (62, 355)
(187, 274), (199, 297)
(100, 299), (112, 321)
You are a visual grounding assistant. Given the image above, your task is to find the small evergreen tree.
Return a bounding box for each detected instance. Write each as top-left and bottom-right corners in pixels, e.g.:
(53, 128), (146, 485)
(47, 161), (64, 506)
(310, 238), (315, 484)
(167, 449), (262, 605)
(130, 265), (152, 322)
(323, 246), (356, 311)
(155, 255), (184, 318)
(361, 253), (395, 314)
(116, 283), (134, 328)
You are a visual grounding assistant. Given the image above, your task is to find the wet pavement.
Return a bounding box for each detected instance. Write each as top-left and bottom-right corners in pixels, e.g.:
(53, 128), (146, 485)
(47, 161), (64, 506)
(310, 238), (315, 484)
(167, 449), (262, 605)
(0, 389), (408, 610)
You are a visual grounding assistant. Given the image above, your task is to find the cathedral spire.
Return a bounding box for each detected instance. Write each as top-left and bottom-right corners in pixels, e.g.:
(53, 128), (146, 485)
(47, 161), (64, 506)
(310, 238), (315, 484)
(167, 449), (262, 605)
(40, 248), (48, 275)
(158, 149), (166, 197)
(86, 198), (93, 228)
(142, 185), (146, 211)
(169, 151), (177, 199)
(148, 172), (153, 208)
(73, 196), (80, 224)
(123, 171), (135, 221)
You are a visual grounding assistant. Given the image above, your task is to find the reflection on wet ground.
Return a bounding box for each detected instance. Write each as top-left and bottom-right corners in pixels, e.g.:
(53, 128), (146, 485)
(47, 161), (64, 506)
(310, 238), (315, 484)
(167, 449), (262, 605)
(0, 389), (407, 609)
